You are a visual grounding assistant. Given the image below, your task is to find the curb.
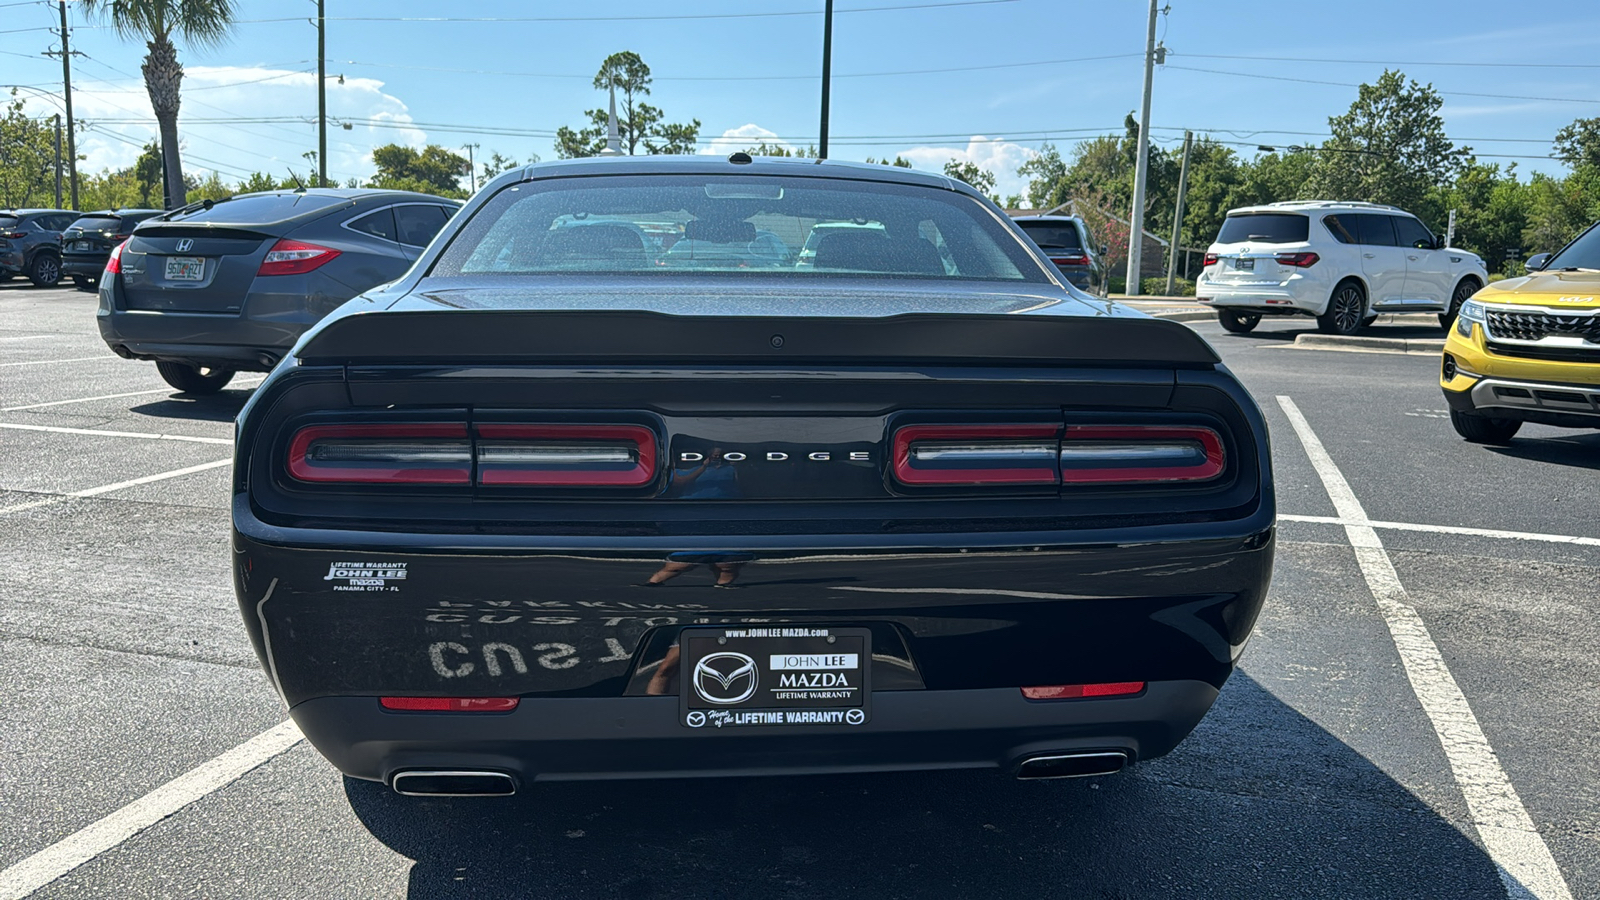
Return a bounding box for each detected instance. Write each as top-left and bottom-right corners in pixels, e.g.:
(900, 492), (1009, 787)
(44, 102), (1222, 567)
(1291, 334), (1446, 353)
(1148, 311), (1217, 323)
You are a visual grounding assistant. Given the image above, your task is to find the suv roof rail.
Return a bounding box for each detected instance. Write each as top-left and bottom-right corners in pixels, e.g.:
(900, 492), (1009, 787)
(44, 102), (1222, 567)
(1248, 200), (1407, 213)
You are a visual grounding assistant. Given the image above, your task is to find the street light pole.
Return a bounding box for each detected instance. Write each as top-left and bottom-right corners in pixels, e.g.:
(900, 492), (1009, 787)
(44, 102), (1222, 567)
(1124, 0), (1159, 296)
(818, 0), (833, 159)
(317, 0), (327, 187)
(1165, 130), (1193, 296)
(54, 114), (62, 209)
(57, 0), (78, 209)
(463, 143), (478, 192)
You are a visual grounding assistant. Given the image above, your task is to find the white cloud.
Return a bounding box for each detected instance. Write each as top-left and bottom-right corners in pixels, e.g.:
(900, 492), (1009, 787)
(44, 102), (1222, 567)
(700, 123), (797, 156)
(21, 66), (427, 186)
(896, 137), (1038, 199)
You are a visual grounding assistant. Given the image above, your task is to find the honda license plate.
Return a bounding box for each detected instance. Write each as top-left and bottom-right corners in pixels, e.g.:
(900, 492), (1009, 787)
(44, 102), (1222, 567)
(165, 256), (204, 281)
(679, 626), (870, 729)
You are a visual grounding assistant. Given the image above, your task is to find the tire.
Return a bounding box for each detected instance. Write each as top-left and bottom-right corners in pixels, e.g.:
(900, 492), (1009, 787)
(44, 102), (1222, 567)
(1217, 310), (1261, 333)
(156, 361), (236, 395)
(1439, 278), (1480, 330)
(1317, 281), (1367, 335)
(27, 253), (61, 288)
(1449, 410), (1521, 444)
(73, 276), (98, 293)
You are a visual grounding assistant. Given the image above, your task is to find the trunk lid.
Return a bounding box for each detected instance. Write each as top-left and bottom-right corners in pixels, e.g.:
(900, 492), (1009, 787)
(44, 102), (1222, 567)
(119, 226), (272, 313)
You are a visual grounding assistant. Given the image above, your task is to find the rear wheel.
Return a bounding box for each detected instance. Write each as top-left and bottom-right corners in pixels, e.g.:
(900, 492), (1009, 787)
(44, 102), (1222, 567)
(1439, 278), (1480, 329)
(1317, 281), (1366, 335)
(1450, 410), (1521, 444)
(28, 254), (61, 288)
(156, 361), (236, 395)
(1217, 310), (1261, 333)
(73, 275), (98, 292)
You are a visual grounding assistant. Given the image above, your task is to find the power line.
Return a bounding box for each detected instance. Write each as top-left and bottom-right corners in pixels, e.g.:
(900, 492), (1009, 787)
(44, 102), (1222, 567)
(1165, 65), (1600, 105)
(1181, 52), (1600, 70)
(227, 0), (1014, 26)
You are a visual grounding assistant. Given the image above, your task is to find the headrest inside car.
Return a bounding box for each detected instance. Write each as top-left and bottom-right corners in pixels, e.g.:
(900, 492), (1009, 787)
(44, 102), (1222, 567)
(684, 218), (756, 244)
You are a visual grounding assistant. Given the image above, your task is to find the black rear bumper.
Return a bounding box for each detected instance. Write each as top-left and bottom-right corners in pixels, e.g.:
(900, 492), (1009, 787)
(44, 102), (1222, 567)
(295, 681), (1220, 783)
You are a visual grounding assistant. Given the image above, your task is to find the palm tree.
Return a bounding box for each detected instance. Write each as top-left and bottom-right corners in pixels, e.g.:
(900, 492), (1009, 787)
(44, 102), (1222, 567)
(79, 0), (238, 208)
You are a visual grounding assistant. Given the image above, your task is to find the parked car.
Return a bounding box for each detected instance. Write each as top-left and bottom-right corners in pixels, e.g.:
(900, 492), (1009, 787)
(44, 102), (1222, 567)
(0, 208), (78, 287)
(1011, 214), (1108, 296)
(1441, 222), (1600, 443)
(1196, 201), (1488, 335)
(229, 155), (1274, 798)
(97, 188), (460, 394)
(61, 209), (163, 292)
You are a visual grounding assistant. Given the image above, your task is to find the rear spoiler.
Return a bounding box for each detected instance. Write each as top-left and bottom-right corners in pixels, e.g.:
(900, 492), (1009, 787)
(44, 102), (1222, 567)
(295, 310), (1221, 367)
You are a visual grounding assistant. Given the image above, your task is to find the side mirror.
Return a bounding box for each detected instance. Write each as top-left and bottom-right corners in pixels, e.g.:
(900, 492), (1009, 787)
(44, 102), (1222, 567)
(1525, 252), (1552, 272)
(1434, 235), (1447, 250)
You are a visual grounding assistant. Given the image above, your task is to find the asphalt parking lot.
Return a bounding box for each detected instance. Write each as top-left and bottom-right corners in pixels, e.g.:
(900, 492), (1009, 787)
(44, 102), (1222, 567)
(1, 283), (1596, 899)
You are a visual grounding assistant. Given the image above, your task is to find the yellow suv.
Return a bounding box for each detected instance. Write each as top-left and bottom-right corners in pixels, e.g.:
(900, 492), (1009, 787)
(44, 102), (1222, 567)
(1441, 224), (1600, 443)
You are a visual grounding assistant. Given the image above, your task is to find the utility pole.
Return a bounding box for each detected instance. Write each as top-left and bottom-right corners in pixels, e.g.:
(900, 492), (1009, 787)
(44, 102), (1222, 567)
(1124, 0), (1160, 296)
(818, 0), (833, 159)
(54, 114), (63, 209)
(1165, 130), (1192, 296)
(317, 0), (327, 187)
(463, 143), (479, 192)
(55, 0), (79, 209)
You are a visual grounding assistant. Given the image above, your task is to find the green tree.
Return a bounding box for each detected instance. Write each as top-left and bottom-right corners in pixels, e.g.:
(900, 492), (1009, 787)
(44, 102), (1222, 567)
(1553, 117), (1600, 170)
(1302, 70), (1468, 210)
(555, 51), (700, 158)
(1017, 143), (1067, 208)
(366, 143), (469, 197)
(745, 142), (820, 158)
(942, 159), (996, 195)
(79, 0), (239, 209)
(864, 155), (912, 167)
(0, 92), (57, 208)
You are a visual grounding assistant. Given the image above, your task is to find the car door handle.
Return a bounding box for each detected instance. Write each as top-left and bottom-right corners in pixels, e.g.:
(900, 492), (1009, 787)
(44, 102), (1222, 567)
(1408, 255), (1420, 261)
(1363, 253), (1375, 259)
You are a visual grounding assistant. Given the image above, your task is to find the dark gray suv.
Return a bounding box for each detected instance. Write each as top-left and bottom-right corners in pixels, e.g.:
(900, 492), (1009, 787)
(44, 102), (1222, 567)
(0, 209), (78, 287)
(97, 188), (459, 393)
(1011, 214), (1108, 297)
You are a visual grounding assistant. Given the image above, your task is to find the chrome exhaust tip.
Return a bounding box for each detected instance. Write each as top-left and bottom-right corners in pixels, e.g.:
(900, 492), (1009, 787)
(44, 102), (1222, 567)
(1015, 751), (1128, 780)
(390, 770), (517, 797)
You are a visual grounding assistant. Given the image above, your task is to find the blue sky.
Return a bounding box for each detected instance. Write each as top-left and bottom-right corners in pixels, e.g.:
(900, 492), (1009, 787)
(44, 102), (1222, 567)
(4, 0), (1600, 198)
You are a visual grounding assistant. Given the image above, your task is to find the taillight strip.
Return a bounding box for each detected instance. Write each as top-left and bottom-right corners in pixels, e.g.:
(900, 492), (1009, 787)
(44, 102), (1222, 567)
(893, 424), (1062, 485)
(287, 423), (472, 484)
(1059, 425), (1224, 484)
(474, 424), (657, 487)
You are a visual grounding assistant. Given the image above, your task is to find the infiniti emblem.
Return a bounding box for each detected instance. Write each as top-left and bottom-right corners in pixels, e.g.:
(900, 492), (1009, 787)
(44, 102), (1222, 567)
(175, 238), (193, 252)
(692, 652), (758, 704)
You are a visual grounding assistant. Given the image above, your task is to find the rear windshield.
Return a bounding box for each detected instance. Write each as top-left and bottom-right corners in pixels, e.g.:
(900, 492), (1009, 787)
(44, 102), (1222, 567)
(1546, 222), (1600, 270)
(431, 174), (1046, 283)
(1016, 222), (1083, 250)
(1216, 213), (1309, 244)
(158, 193), (347, 225)
(0, 216), (18, 228)
(69, 216), (124, 230)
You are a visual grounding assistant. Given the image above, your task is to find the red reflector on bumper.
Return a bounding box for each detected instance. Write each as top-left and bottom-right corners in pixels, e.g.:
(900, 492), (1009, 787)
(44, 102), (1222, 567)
(379, 697), (520, 712)
(1021, 682), (1145, 700)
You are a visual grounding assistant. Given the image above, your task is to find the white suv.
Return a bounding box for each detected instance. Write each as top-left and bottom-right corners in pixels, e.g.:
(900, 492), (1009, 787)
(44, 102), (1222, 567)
(1195, 201), (1488, 335)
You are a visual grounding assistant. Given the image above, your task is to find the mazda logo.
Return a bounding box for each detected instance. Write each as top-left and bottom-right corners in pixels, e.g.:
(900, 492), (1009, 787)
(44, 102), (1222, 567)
(175, 239), (193, 252)
(692, 651), (758, 704)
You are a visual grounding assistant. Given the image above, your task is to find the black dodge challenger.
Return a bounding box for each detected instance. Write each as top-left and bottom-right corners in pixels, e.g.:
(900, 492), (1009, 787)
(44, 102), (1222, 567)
(232, 155), (1274, 797)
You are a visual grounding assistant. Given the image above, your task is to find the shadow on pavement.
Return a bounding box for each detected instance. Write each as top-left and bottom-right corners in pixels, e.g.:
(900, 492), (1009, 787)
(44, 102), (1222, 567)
(1219, 321), (1449, 343)
(345, 673), (1506, 899)
(128, 388), (255, 423)
(1486, 431), (1600, 470)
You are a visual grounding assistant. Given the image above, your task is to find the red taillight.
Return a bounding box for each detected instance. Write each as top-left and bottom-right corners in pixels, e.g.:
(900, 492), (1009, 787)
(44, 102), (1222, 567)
(891, 423), (1225, 487)
(1021, 682), (1145, 700)
(1, 232), (25, 240)
(1059, 425), (1224, 484)
(105, 240), (128, 275)
(258, 238), (341, 276)
(1274, 252), (1319, 268)
(892, 424), (1063, 486)
(1050, 253), (1089, 266)
(475, 424), (657, 487)
(1202, 252), (1219, 267)
(379, 697), (519, 712)
(287, 423), (471, 484)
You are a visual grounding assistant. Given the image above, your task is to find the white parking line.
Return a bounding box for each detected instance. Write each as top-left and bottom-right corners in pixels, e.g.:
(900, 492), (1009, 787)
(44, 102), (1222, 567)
(0, 356), (117, 367)
(0, 422), (232, 445)
(0, 335), (57, 342)
(0, 720), (302, 900)
(1278, 395), (1573, 900)
(0, 458), (233, 515)
(1279, 513), (1600, 549)
(1, 388), (172, 411)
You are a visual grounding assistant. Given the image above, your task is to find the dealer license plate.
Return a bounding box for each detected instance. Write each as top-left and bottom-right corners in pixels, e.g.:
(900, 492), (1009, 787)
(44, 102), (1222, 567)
(1234, 257), (1255, 271)
(71, 240), (94, 252)
(165, 256), (205, 281)
(679, 626), (870, 729)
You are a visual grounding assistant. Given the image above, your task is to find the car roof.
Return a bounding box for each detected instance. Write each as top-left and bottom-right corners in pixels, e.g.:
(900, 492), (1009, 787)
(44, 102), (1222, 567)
(1226, 200), (1410, 216)
(1011, 215), (1085, 224)
(74, 209), (163, 217)
(513, 154), (960, 191)
(0, 209), (76, 216)
(230, 187), (459, 203)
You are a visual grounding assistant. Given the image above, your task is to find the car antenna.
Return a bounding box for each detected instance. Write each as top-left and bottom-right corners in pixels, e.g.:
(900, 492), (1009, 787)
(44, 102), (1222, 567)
(286, 169), (306, 192)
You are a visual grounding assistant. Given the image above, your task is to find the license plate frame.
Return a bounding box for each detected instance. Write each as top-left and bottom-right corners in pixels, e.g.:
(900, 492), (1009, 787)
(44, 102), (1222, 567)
(165, 256), (205, 281)
(71, 240), (94, 252)
(678, 626), (871, 730)
(1234, 257), (1255, 272)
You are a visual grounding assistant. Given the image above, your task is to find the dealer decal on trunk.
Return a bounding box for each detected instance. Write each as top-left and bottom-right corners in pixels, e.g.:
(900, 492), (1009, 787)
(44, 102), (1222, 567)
(323, 560), (407, 591)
